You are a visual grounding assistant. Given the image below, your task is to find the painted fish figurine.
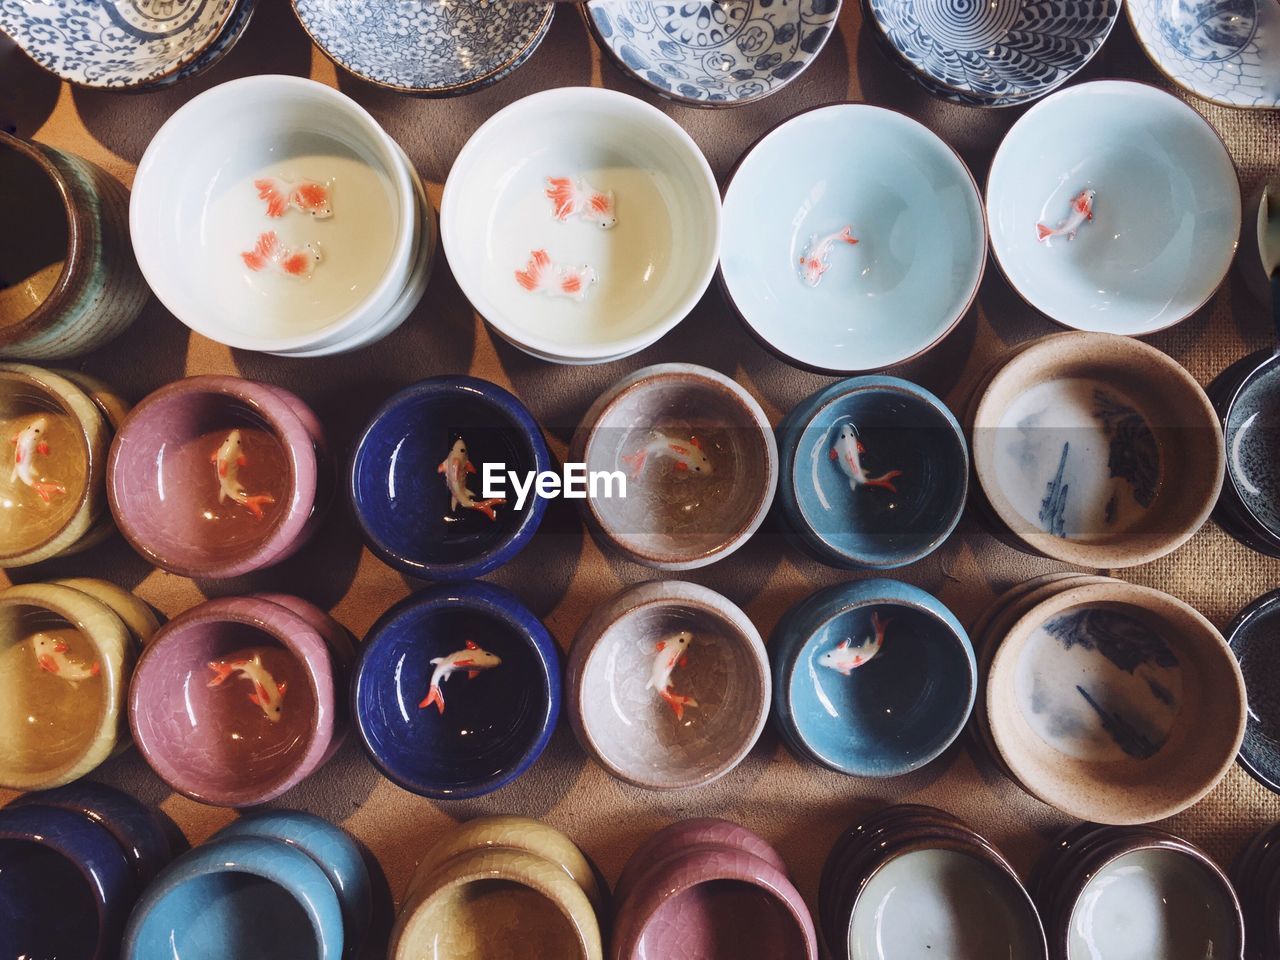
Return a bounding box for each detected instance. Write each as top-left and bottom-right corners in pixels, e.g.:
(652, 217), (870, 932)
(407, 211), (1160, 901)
(830, 423), (901, 494)
(10, 416), (65, 502)
(1036, 189), (1096, 242)
(254, 177), (334, 220)
(32, 633), (100, 681)
(620, 433), (712, 480)
(207, 654), (288, 722)
(545, 176), (617, 229)
(514, 249), (598, 302)
(798, 226), (858, 287)
(647, 630), (698, 721)
(438, 438), (506, 521)
(419, 640), (503, 715)
(240, 231), (323, 279)
(210, 429), (276, 520)
(819, 611), (890, 675)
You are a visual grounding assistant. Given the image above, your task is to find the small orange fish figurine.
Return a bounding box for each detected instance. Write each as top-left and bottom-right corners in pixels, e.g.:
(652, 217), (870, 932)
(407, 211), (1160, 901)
(1037, 189), (1096, 242)
(514, 249), (598, 302)
(208, 654), (288, 723)
(32, 634), (100, 681)
(254, 177), (334, 220)
(545, 176), (617, 229)
(210, 429), (276, 520)
(798, 226), (859, 287)
(240, 231), (322, 279)
(10, 416), (65, 503)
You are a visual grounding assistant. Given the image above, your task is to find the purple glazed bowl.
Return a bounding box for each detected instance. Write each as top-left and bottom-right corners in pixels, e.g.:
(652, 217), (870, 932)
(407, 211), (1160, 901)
(128, 596), (338, 807)
(107, 375), (328, 579)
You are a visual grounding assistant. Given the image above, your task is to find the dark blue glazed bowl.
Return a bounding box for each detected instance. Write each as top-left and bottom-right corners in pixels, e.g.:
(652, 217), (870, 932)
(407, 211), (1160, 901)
(350, 376), (551, 580)
(0, 803), (137, 960)
(777, 377), (968, 569)
(352, 582), (561, 799)
(1227, 589), (1280, 795)
(770, 579), (975, 777)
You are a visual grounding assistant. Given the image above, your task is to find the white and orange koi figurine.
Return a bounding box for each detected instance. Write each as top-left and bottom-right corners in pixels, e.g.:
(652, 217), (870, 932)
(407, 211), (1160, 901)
(254, 177), (334, 220)
(419, 640), (503, 715)
(32, 634), (100, 681)
(620, 433), (712, 480)
(211, 429), (276, 520)
(438, 438), (506, 521)
(819, 612), (890, 675)
(10, 416), (65, 503)
(240, 231), (323, 279)
(648, 630), (698, 721)
(1036, 189), (1096, 242)
(514, 249), (598, 302)
(798, 226), (858, 287)
(207, 654), (288, 722)
(830, 423), (901, 494)
(545, 176), (617, 229)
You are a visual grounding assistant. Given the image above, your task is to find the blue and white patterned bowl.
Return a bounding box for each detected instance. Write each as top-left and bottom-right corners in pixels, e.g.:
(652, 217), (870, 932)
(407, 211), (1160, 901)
(292, 0), (553, 96)
(866, 0), (1119, 103)
(585, 0), (842, 107)
(0, 0), (241, 89)
(1127, 0), (1280, 109)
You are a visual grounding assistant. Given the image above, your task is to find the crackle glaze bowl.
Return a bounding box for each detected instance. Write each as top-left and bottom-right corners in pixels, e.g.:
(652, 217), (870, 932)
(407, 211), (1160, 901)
(720, 103), (985, 373)
(987, 81), (1240, 336)
(442, 87), (721, 364)
(585, 0), (842, 106)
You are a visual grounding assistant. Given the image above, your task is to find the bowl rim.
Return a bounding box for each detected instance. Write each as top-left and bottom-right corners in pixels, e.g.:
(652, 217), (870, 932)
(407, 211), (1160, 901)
(351, 580), (561, 800)
(440, 86), (722, 362)
(1225, 587), (1280, 795)
(718, 100), (987, 375)
(348, 375), (552, 580)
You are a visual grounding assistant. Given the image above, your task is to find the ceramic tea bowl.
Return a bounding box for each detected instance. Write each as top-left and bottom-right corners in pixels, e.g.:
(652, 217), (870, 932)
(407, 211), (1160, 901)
(720, 103), (985, 373)
(584, 0), (842, 107)
(352, 582), (561, 800)
(350, 376), (551, 581)
(1226, 589), (1280, 795)
(777, 376), (968, 568)
(129, 596), (339, 807)
(108, 376), (327, 579)
(441, 88), (721, 363)
(970, 332), (1224, 568)
(987, 81), (1240, 336)
(571, 364), (778, 570)
(985, 579), (1246, 824)
(293, 0), (554, 96)
(567, 580), (770, 791)
(771, 579), (975, 778)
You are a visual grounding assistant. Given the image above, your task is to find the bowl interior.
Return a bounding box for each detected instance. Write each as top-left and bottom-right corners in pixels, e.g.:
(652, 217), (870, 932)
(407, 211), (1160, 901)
(792, 386), (966, 563)
(578, 601), (763, 787)
(635, 879), (810, 960)
(445, 92), (718, 357)
(788, 602), (972, 775)
(1226, 361), (1280, 538)
(584, 375), (771, 564)
(1230, 598), (1280, 783)
(721, 104), (984, 372)
(406, 879), (581, 958)
(0, 142), (68, 331)
(988, 82), (1238, 335)
(0, 839), (100, 957)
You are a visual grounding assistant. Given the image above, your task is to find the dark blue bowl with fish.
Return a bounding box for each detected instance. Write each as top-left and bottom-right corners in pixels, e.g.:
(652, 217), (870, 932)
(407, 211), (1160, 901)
(776, 376), (968, 569)
(351, 581), (561, 799)
(349, 376), (552, 580)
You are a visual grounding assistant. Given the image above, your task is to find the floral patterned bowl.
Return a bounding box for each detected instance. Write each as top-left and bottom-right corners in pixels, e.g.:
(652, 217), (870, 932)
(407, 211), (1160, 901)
(585, 0), (842, 107)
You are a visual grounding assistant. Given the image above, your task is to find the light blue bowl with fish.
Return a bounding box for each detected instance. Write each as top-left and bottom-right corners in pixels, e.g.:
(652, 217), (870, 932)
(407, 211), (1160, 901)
(777, 376), (968, 569)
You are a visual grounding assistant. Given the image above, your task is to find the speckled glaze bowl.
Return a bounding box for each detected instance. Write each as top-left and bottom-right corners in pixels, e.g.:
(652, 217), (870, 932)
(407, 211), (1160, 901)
(1231, 821), (1280, 957)
(1226, 589), (1280, 795)
(129, 595), (340, 808)
(108, 375), (329, 579)
(567, 580), (770, 791)
(571, 364), (778, 570)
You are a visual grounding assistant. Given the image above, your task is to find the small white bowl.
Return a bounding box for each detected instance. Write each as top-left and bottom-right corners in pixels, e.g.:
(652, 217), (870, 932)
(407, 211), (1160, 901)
(987, 80), (1240, 336)
(131, 75), (418, 354)
(441, 87), (721, 364)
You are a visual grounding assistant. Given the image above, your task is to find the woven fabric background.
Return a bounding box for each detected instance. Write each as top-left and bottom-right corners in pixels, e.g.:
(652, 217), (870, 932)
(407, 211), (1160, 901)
(2, 2), (1279, 954)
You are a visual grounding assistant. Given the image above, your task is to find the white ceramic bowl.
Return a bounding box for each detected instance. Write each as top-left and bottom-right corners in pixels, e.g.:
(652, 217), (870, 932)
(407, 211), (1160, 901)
(441, 87), (721, 364)
(131, 75), (418, 354)
(987, 80), (1240, 336)
(720, 104), (986, 373)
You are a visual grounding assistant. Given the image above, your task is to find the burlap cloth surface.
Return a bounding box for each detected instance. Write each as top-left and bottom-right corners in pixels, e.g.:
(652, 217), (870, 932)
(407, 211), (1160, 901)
(3, 2), (1280, 955)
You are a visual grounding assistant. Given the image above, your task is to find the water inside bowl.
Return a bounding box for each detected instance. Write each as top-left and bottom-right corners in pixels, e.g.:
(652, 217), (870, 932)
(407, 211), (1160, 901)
(0, 146), (66, 330)
(0, 840), (100, 958)
(1227, 362), (1280, 537)
(638, 879), (808, 960)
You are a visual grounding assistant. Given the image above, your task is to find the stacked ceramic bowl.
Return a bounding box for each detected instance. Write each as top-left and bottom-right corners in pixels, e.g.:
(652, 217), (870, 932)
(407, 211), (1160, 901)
(131, 76), (434, 357)
(1036, 824), (1244, 960)
(974, 574), (1247, 825)
(1233, 822), (1280, 958)
(124, 811), (370, 960)
(1, 784), (179, 960)
(389, 816), (606, 960)
(612, 819), (818, 960)
(0, 578), (157, 792)
(820, 805), (1048, 959)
